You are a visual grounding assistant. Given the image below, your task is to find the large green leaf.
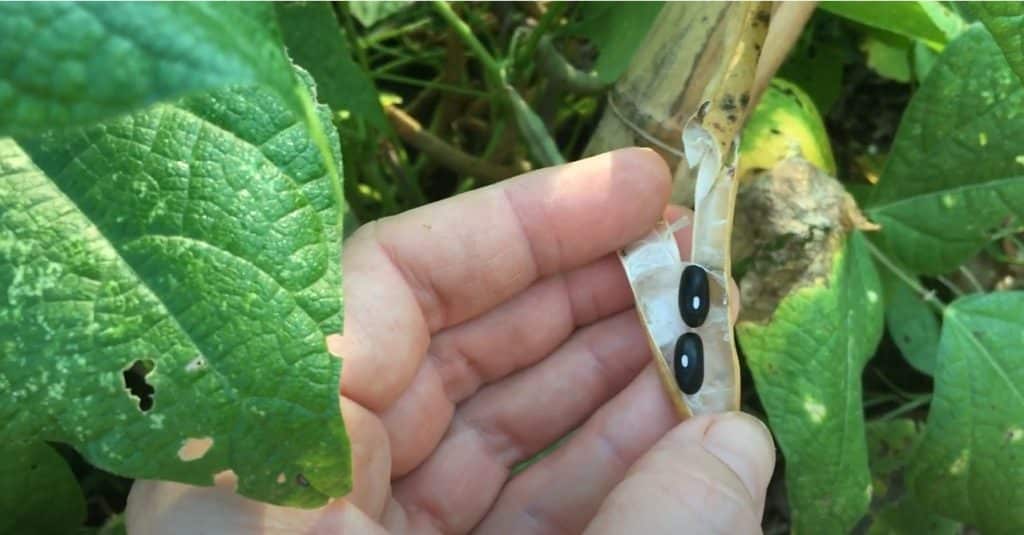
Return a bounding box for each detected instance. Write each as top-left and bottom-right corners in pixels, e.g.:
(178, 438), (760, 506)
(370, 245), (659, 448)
(820, 1), (962, 49)
(564, 2), (663, 84)
(0, 441), (85, 534)
(865, 25), (1024, 275)
(865, 420), (959, 535)
(879, 268), (940, 375)
(0, 76), (349, 507)
(276, 2), (388, 130)
(739, 231), (884, 534)
(0, 3), (296, 136)
(908, 291), (1024, 533)
(970, 3), (1024, 85)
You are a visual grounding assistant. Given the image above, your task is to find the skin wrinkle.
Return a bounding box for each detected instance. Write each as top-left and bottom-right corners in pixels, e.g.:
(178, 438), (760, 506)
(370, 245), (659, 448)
(500, 186), (546, 282)
(369, 220), (450, 334)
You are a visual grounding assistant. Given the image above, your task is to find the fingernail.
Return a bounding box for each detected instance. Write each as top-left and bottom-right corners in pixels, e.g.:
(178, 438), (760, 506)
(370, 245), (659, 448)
(702, 412), (775, 504)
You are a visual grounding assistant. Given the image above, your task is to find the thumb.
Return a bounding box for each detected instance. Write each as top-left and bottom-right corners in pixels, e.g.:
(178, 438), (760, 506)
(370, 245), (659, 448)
(585, 412), (775, 535)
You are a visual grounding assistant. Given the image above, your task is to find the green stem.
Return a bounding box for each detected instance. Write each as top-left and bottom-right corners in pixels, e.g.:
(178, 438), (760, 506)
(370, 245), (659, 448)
(517, 2), (568, 71)
(935, 274), (964, 297)
(362, 17), (433, 47)
(432, 1), (504, 85)
(876, 394), (932, 422)
(375, 52), (445, 75)
(959, 265), (985, 293)
(372, 72), (489, 97)
(864, 237), (945, 314)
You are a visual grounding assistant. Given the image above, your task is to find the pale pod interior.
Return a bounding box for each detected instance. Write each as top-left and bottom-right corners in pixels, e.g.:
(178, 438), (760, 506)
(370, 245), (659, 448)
(619, 220), (735, 415)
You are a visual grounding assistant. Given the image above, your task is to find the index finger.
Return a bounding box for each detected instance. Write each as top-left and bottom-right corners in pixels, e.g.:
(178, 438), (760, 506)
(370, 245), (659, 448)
(337, 148), (671, 410)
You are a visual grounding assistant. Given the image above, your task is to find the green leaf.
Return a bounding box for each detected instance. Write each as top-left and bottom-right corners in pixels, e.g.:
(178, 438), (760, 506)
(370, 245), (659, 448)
(863, 30), (913, 83)
(276, 2), (388, 130)
(0, 441), (85, 534)
(739, 231), (884, 534)
(348, 1), (412, 28)
(820, 1), (961, 49)
(970, 3), (1024, 85)
(879, 268), (940, 375)
(911, 40), (940, 82)
(777, 39), (846, 115)
(0, 3), (296, 136)
(1, 76), (349, 507)
(908, 291), (1024, 533)
(865, 420), (960, 535)
(565, 2), (663, 84)
(865, 25), (1024, 275)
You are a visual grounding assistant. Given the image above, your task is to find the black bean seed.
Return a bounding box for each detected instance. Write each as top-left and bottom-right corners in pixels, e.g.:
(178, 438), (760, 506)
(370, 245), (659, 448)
(679, 265), (710, 327)
(673, 332), (704, 395)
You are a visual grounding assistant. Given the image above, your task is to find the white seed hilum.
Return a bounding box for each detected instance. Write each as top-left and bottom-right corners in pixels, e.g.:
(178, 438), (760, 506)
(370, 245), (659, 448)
(618, 103), (740, 417)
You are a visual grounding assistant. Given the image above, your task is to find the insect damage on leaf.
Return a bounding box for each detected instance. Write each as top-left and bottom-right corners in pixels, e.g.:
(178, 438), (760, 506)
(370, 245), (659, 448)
(0, 69), (351, 508)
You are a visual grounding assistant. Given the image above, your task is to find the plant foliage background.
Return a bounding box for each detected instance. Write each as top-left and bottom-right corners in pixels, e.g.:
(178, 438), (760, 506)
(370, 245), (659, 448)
(1, 2), (1023, 534)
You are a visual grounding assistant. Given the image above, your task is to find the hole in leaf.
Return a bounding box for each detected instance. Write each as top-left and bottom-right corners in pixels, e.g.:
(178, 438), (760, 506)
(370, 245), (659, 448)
(185, 355), (206, 373)
(122, 360), (155, 412)
(276, 473), (286, 484)
(177, 437), (214, 461)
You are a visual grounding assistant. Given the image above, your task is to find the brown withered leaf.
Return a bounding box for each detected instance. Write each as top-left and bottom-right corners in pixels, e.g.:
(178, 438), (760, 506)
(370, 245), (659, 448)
(733, 157), (876, 322)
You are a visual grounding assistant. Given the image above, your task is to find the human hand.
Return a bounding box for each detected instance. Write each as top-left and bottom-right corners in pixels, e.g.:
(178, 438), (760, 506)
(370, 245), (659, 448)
(125, 149), (775, 534)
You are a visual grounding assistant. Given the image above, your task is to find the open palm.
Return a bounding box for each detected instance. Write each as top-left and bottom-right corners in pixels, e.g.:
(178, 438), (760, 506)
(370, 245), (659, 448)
(126, 149), (774, 534)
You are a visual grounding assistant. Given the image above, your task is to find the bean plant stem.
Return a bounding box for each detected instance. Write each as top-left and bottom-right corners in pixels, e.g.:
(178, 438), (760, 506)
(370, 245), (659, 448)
(935, 274), (964, 297)
(863, 238), (946, 314)
(361, 18), (433, 47)
(432, 1), (504, 86)
(876, 394), (932, 422)
(372, 72), (489, 97)
(959, 265), (985, 293)
(516, 2), (568, 72)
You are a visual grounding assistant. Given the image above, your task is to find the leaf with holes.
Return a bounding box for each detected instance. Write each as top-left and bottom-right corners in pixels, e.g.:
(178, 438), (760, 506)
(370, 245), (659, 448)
(864, 25), (1024, 275)
(908, 291), (1024, 533)
(0, 441), (85, 533)
(0, 73), (349, 507)
(0, 3), (296, 136)
(738, 231), (884, 534)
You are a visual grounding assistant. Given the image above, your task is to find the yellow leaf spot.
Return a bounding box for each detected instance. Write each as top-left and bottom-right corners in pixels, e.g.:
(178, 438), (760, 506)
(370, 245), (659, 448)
(942, 194), (956, 208)
(803, 396), (827, 423)
(867, 290), (879, 304)
(979, 132), (988, 146)
(949, 449), (970, 476)
(1015, 155), (1024, 166)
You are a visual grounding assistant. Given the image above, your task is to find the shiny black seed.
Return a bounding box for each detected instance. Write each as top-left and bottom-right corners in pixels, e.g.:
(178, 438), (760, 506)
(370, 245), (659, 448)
(673, 333), (704, 395)
(678, 265), (710, 327)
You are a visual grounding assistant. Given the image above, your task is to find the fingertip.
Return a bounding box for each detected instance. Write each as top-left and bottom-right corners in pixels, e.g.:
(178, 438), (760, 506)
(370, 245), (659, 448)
(613, 147), (673, 200)
(699, 412), (775, 511)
